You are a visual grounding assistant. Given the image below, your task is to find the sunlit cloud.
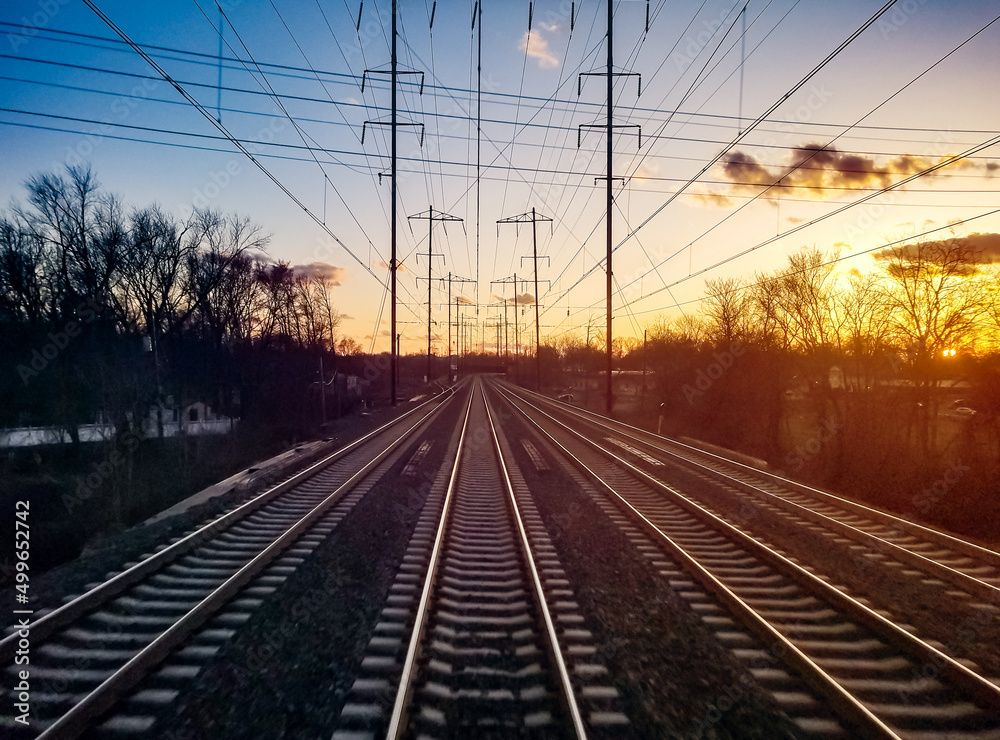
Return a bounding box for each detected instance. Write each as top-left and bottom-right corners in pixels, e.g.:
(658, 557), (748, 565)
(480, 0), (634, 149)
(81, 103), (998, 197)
(376, 260), (409, 273)
(632, 162), (660, 181)
(292, 262), (345, 284)
(490, 292), (536, 304)
(688, 192), (734, 208)
(521, 30), (559, 69)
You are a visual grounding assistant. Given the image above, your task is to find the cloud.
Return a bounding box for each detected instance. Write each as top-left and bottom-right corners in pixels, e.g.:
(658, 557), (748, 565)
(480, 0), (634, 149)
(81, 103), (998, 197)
(721, 150), (773, 187)
(292, 262), (345, 284)
(455, 294), (475, 306)
(376, 260), (409, 273)
(490, 292), (535, 305)
(689, 192), (734, 208)
(700, 142), (996, 205)
(632, 162), (660, 181)
(873, 232), (1000, 267)
(521, 30), (559, 69)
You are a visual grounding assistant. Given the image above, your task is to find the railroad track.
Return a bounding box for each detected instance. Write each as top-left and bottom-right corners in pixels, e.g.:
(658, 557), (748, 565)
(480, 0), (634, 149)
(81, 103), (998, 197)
(0, 389), (454, 739)
(334, 379), (629, 739)
(517, 384), (1000, 610)
(493, 379), (1000, 739)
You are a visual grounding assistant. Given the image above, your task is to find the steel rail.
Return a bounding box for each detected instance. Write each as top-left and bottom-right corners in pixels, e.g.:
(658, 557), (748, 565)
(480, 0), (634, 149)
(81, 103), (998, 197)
(385, 383), (475, 738)
(0, 387), (453, 664)
(514, 384), (1000, 604)
(494, 379), (1000, 731)
(481, 382), (588, 739)
(517, 381), (1000, 568)
(36, 387), (459, 740)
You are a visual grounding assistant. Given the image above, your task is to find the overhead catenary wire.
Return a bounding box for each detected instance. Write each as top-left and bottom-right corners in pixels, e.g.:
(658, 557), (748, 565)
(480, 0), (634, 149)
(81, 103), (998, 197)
(599, 8), (1000, 317)
(77, 0), (430, 333)
(548, 0), (903, 306)
(6, 1), (999, 353)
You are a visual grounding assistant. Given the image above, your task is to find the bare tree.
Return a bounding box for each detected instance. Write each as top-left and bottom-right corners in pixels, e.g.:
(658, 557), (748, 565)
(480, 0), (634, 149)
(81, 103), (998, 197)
(880, 236), (988, 360)
(878, 235), (989, 455)
(702, 275), (751, 345)
(183, 209), (269, 340)
(834, 270), (893, 391)
(774, 247), (839, 356)
(336, 336), (363, 355)
(0, 217), (46, 325)
(313, 275), (343, 350)
(18, 165), (125, 321)
(117, 205), (191, 337)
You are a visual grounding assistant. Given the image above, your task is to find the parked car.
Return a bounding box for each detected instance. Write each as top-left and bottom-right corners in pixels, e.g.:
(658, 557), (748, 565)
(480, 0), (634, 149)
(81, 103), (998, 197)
(955, 406), (976, 416)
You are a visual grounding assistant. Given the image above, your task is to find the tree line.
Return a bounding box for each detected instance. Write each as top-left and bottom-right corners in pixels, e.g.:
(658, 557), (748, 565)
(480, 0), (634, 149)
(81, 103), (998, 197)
(0, 165), (365, 440)
(542, 239), (1000, 540)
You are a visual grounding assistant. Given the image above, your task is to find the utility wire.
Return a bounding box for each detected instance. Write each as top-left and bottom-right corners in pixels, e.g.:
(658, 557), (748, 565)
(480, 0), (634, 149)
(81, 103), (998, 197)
(548, 0), (901, 304)
(78, 0), (429, 328)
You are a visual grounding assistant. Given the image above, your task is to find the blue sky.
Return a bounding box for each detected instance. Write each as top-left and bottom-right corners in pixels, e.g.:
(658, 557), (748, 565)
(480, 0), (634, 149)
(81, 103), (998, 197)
(2, 0), (999, 352)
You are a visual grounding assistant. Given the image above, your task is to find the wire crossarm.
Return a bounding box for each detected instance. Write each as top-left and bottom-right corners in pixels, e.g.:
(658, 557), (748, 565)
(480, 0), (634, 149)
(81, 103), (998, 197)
(578, 122), (641, 149)
(578, 70), (641, 97)
(361, 67), (425, 95)
(362, 120), (424, 147)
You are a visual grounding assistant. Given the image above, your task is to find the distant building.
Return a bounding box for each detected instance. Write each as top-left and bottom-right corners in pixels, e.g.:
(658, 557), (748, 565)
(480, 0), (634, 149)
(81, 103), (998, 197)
(0, 401), (235, 448)
(145, 400), (235, 438)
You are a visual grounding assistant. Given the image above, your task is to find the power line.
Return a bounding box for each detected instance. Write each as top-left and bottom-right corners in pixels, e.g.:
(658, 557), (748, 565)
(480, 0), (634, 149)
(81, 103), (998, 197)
(77, 0), (428, 333)
(601, 9), (1000, 312)
(545, 0), (902, 306)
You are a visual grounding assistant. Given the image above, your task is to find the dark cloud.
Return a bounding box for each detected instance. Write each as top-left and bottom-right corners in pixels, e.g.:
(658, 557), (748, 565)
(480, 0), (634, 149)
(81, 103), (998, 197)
(291, 262), (345, 284)
(721, 151), (772, 187)
(455, 295), (475, 306)
(873, 232), (1000, 266)
(702, 142), (995, 204)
